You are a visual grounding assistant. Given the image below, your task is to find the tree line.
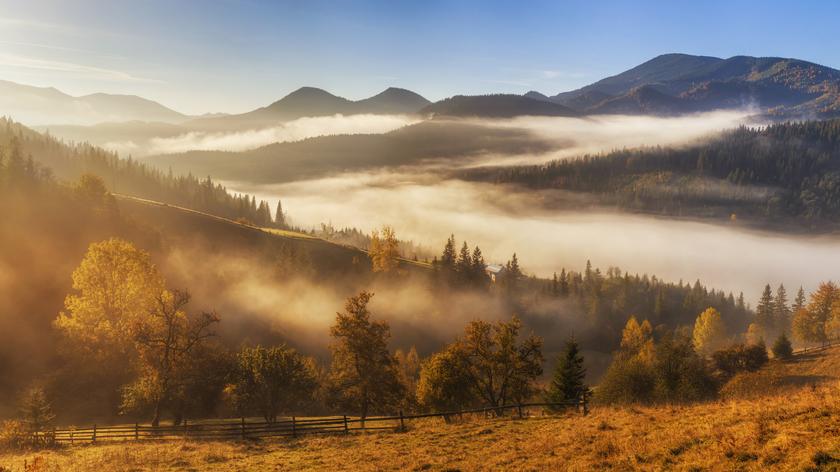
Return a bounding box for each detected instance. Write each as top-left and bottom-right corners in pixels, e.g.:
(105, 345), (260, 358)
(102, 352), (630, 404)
(465, 119), (840, 227)
(1, 118), (287, 228)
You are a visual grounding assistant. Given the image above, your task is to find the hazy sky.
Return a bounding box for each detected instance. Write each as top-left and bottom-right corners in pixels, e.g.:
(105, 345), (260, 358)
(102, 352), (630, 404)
(1, 0), (839, 114)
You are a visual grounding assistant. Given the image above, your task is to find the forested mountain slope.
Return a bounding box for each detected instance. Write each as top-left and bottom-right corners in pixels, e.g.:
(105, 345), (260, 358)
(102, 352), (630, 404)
(465, 119), (840, 229)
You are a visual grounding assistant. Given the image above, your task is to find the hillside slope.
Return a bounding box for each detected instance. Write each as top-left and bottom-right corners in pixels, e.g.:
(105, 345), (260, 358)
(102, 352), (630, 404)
(722, 343), (840, 399)
(2, 379), (837, 470)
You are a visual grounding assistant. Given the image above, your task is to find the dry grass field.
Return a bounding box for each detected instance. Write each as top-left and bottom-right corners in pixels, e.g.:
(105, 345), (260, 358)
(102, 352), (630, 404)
(2, 348), (839, 472)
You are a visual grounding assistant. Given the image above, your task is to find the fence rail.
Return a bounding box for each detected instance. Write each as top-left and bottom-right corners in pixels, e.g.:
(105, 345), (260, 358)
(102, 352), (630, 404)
(39, 400), (587, 444)
(793, 338), (839, 355)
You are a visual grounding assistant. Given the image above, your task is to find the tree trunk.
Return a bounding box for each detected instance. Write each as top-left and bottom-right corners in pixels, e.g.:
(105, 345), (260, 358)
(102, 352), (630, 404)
(151, 401), (161, 428)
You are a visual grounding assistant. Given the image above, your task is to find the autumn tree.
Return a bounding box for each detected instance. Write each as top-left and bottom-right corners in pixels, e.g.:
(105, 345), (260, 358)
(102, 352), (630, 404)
(395, 347), (421, 409)
(416, 347), (474, 419)
(326, 292), (405, 421)
(122, 290), (219, 426)
(545, 337), (589, 408)
(745, 323), (765, 345)
(453, 317), (543, 413)
(369, 226), (400, 273)
(55, 238), (165, 361)
(692, 307), (727, 356)
(74, 173), (115, 211)
(793, 282), (839, 346)
(227, 345), (318, 423)
(619, 316), (654, 357)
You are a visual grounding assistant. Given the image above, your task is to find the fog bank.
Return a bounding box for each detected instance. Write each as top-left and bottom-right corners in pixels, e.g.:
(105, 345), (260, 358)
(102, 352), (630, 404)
(228, 172), (840, 304)
(460, 110), (758, 167)
(148, 114), (419, 154)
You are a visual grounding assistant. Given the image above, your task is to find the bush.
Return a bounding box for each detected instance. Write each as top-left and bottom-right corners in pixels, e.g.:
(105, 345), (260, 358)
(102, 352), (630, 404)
(712, 342), (769, 376)
(597, 330), (716, 405)
(0, 420), (29, 451)
(771, 334), (793, 359)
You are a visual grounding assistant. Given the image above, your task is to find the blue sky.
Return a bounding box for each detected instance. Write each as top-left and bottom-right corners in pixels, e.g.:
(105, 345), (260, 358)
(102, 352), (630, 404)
(1, 0), (838, 114)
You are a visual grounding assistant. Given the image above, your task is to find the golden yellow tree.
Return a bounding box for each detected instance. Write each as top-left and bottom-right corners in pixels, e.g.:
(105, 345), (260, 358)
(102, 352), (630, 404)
(793, 282), (839, 346)
(55, 238), (165, 360)
(692, 307), (727, 356)
(620, 316), (653, 356)
(745, 322), (764, 345)
(369, 225), (400, 273)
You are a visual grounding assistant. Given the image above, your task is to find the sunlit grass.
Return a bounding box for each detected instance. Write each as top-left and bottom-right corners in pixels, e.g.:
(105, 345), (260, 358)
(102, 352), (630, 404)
(3, 379), (838, 471)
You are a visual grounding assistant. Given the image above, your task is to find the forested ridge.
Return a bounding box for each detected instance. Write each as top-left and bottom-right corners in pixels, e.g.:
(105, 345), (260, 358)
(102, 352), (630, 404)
(466, 119), (840, 228)
(0, 117), (280, 226)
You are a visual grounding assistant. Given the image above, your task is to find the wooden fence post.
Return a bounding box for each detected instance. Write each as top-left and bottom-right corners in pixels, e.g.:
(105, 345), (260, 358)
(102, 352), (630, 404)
(343, 415), (349, 434)
(183, 419), (188, 438)
(70, 428), (74, 445)
(292, 416), (296, 437)
(517, 404), (523, 419)
(92, 424), (97, 443)
(240, 417), (245, 439)
(399, 410), (405, 431)
(135, 423), (139, 441)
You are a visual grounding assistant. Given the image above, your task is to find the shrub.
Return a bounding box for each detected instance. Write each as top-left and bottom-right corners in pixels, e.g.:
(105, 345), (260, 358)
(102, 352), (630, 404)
(0, 420), (29, 451)
(712, 342), (769, 376)
(771, 334), (793, 359)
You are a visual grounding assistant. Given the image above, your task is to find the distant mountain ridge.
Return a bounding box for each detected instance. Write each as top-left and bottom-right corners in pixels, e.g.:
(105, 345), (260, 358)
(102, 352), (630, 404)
(420, 94), (578, 118)
(0, 80), (188, 126)
(189, 86), (431, 129)
(544, 53), (840, 118)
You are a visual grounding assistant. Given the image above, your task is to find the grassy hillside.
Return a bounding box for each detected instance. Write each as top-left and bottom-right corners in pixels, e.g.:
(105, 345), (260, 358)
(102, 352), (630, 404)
(3, 345), (838, 471)
(2, 381), (837, 470)
(721, 344), (840, 399)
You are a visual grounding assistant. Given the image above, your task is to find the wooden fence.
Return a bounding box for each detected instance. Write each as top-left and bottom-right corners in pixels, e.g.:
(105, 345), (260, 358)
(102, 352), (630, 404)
(793, 338), (838, 355)
(41, 400), (587, 444)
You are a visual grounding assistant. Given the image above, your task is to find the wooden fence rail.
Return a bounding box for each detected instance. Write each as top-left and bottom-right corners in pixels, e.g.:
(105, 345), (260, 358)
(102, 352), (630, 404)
(793, 338), (838, 355)
(39, 399), (587, 444)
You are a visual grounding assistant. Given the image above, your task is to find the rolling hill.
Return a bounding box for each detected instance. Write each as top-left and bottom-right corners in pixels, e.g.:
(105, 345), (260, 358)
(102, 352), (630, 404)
(0, 79), (187, 125)
(143, 120), (557, 182)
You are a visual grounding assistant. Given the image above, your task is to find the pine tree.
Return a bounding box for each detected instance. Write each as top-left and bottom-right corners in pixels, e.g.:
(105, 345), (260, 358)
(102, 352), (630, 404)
(774, 284), (791, 335)
(470, 246), (486, 286)
(20, 387), (56, 433)
(274, 199), (286, 228)
(755, 284), (775, 333)
(456, 242), (471, 283)
(440, 235), (456, 271)
(793, 286), (806, 313)
(546, 337), (589, 408)
(558, 268), (569, 296)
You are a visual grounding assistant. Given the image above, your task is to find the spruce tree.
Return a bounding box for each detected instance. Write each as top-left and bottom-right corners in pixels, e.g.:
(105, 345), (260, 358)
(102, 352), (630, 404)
(546, 337), (589, 408)
(274, 199), (286, 228)
(793, 286), (806, 313)
(774, 284), (791, 335)
(20, 387), (55, 433)
(755, 284), (775, 333)
(440, 235), (456, 270)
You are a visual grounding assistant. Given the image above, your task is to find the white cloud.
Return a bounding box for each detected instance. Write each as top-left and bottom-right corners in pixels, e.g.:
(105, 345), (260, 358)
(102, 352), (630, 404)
(148, 114), (420, 154)
(0, 53), (161, 83)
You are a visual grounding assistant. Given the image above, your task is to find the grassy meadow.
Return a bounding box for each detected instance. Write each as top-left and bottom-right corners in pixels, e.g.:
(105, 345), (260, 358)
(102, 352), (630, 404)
(2, 347), (839, 471)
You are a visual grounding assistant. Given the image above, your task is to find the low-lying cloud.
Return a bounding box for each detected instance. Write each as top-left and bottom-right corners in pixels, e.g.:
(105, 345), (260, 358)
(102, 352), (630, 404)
(459, 110), (759, 167)
(148, 113), (419, 154)
(227, 170), (840, 305)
